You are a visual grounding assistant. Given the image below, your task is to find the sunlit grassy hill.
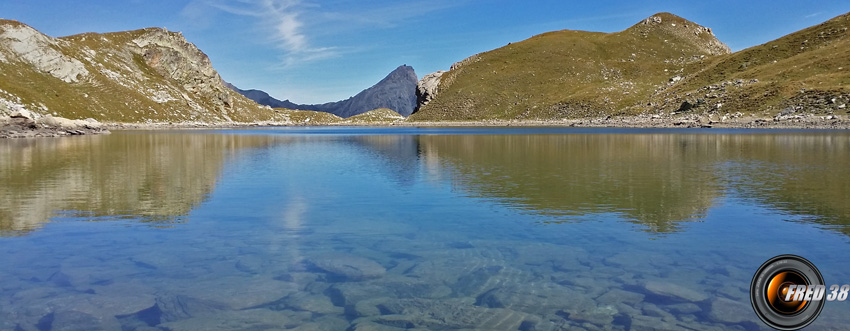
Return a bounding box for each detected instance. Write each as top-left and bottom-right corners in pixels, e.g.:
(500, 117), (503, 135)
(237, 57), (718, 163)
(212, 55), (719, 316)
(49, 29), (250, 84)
(411, 13), (731, 120)
(649, 12), (850, 116)
(412, 12), (850, 121)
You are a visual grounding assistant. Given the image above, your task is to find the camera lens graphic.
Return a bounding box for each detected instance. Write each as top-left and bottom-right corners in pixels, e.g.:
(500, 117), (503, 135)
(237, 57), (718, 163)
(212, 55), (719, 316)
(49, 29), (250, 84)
(766, 271), (808, 314)
(751, 255), (825, 330)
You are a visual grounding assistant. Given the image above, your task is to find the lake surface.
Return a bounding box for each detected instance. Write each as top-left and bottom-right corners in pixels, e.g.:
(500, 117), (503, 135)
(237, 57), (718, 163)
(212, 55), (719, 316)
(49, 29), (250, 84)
(1, 127), (849, 330)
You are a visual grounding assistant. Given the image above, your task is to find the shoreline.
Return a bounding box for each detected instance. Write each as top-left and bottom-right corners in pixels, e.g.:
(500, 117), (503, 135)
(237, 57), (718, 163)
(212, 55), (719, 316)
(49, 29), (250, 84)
(104, 113), (850, 130)
(3, 113), (849, 138)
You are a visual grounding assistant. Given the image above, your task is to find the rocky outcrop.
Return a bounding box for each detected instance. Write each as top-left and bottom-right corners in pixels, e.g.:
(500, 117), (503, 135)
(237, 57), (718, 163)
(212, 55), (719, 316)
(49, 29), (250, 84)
(0, 22), (88, 83)
(133, 28), (234, 116)
(414, 70), (446, 112)
(631, 12), (731, 56)
(0, 111), (108, 138)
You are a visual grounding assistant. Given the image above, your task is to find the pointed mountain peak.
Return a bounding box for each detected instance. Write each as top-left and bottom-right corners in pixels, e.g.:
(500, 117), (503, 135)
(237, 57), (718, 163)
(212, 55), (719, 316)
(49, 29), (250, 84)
(394, 64), (415, 72)
(379, 64), (418, 84)
(387, 64), (416, 77)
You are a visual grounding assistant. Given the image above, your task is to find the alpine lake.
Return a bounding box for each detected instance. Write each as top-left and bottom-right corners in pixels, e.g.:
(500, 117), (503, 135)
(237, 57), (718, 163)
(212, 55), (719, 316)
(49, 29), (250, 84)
(1, 127), (849, 331)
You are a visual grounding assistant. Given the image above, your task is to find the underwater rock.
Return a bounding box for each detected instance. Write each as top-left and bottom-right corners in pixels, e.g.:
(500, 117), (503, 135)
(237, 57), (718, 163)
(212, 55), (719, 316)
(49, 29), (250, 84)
(327, 282), (395, 307)
(628, 315), (687, 331)
(50, 310), (101, 331)
(560, 304), (618, 326)
(642, 303), (676, 320)
(158, 309), (307, 331)
(665, 302), (702, 314)
(451, 265), (504, 297)
(235, 255), (265, 274)
(348, 320), (410, 331)
(643, 281), (709, 302)
(708, 297), (754, 324)
(170, 276), (298, 310)
(155, 294), (230, 322)
(290, 315), (349, 331)
(595, 288), (646, 307)
(281, 292), (343, 315)
(307, 253), (386, 281)
(351, 297), (391, 318)
(373, 298), (540, 330)
(475, 282), (592, 315)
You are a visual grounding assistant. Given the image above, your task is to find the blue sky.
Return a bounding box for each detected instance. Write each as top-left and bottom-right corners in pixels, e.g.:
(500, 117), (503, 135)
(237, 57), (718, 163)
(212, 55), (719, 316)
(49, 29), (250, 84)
(1, 1), (848, 104)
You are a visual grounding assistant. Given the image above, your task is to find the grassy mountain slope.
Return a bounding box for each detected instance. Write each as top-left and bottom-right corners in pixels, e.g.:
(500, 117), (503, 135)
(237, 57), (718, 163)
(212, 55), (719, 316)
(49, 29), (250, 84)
(0, 20), (283, 123)
(411, 13), (731, 121)
(649, 12), (850, 116)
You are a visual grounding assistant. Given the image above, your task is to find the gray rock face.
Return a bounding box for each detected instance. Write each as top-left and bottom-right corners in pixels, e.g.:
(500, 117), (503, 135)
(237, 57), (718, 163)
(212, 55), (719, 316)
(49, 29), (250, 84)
(0, 23), (88, 83)
(414, 70), (445, 112)
(133, 28), (235, 116)
(230, 65), (419, 117)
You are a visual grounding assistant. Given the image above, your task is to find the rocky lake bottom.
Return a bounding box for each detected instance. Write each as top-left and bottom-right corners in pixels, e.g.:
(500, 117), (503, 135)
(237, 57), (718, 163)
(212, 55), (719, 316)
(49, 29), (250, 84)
(1, 127), (850, 330)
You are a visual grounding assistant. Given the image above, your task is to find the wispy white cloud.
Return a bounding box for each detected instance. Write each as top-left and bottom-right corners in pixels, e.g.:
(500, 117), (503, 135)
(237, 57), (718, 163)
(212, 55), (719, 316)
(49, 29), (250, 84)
(185, 0), (340, 68)
(183, 0), (464, 69)
(804, 12), (822, 19)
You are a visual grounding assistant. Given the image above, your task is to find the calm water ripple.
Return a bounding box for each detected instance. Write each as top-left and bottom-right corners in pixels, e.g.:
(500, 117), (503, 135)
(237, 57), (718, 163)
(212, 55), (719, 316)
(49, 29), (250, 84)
(1, 128), (849, 330)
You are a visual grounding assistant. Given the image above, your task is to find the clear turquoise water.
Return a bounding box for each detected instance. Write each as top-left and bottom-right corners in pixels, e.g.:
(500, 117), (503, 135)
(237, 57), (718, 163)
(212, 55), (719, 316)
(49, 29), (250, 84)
(1, 127), (849, 330)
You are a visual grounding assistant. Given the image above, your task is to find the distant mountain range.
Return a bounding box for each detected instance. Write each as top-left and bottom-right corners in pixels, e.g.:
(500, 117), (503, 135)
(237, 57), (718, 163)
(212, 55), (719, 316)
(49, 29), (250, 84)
(228, 65), (419, 118)
(2, 12), (849, 124)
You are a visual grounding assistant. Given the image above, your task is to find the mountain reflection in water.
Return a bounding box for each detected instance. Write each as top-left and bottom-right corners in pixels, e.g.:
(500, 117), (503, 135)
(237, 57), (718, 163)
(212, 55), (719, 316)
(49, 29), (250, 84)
(0, 132), (277, 235)
(355, 131), (850, 236)
(1, 129), (848, 238)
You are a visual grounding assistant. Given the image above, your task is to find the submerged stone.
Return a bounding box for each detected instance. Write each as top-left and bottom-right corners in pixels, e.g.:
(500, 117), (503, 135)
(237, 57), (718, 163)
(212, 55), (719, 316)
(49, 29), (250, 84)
(50, 310), (102, 331)
(708, 297), (754, 324)
(595, 288), (645, 307)
(307, 253), (386, 281)
(475, 282), (592, 316)
(169, 276), (298, 310)
(373, 298), (540, 329)
(561, 304), (618, 326)
(665, 302), (702, 314)
(155, 294), (230, 322)
(451, 265), (504, 297)
(281, 292), (343, 315)
(158, 309), (307, 331)
(643, 281), (709, 302)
